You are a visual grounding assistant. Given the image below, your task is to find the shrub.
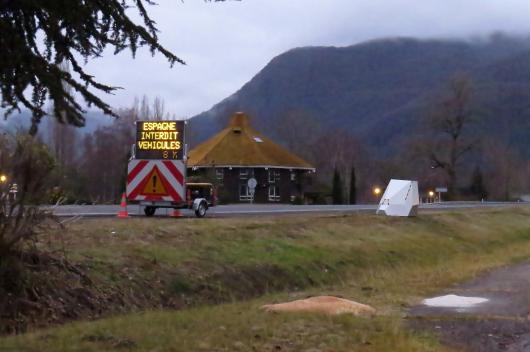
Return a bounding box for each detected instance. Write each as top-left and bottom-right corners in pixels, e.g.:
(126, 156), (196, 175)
(0, 134), (56, 259)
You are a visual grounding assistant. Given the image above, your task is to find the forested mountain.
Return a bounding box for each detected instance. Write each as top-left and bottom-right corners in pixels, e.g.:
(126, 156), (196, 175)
(188, 35), (530, 158)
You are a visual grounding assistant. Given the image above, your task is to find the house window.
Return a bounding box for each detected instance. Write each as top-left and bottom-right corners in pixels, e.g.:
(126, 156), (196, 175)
(216, 168), (224, 181)
(268, 169), (275, 183)
(268, 185), (280, 202)
(240, 184), (253, 201)
(290, 172), (296, 181)
(239, 168), (249, 179)
(268, 169), (281, 183)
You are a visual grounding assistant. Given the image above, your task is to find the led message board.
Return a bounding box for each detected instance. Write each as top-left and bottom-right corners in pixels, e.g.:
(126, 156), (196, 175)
(135, 121), (184, 160)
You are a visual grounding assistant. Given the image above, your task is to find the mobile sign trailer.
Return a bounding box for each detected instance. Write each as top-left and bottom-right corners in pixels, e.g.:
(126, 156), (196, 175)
(126, 120), (213, 218)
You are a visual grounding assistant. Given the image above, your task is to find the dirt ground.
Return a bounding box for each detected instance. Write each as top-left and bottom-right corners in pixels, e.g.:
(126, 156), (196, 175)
(409, 260), (530, 352)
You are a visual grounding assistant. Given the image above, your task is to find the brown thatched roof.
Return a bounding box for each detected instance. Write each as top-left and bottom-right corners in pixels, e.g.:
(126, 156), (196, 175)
(187, 112), (314, 170)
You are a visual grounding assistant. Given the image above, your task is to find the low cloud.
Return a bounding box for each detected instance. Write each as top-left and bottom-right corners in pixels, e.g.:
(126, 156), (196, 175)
(82, 0), (530, 118)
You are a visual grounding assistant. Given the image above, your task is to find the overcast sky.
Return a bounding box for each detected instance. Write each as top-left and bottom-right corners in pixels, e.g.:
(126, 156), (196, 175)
(84, 0), (530, 119)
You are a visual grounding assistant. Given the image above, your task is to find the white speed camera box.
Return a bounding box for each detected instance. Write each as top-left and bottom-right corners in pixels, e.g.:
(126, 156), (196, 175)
(377, 179), (419, 217)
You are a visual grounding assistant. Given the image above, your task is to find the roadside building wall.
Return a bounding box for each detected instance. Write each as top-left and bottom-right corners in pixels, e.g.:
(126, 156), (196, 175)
(187, 167), (310, 204)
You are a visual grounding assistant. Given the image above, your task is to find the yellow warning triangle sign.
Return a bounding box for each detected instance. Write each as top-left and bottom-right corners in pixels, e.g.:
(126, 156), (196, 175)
(142, 168), (167, 195)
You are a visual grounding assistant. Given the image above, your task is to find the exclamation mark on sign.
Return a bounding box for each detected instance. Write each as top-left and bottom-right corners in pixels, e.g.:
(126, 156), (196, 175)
(152, 175), (157, 193)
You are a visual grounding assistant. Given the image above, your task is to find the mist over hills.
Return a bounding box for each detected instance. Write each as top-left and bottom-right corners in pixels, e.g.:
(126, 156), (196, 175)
(188, 34), (530, 158)
(0, 110), (114, 136)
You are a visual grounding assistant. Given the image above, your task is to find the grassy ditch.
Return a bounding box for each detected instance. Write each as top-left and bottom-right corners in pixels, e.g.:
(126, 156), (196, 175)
(1, 207), (530, 351)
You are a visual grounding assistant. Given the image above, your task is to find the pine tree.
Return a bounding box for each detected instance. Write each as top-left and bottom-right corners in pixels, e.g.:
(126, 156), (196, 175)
(469, 165), (487, 200)
(332, 167), (344, 205)
(0, 1), (227, 135)
(349, 164), (357, 204)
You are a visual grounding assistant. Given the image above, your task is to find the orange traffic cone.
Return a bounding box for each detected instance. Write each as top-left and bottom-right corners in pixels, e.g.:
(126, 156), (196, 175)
(117, 193), (129, 218)
(171, 208), (183, 218)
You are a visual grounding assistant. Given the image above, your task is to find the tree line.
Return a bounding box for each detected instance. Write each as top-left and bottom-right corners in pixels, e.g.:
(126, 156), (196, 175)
(31, 96), (175, 204)
(1, 77), (528, 205)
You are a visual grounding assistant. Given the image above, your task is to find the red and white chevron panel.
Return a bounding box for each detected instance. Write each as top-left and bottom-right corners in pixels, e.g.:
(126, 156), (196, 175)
(126, 160), (185, 202)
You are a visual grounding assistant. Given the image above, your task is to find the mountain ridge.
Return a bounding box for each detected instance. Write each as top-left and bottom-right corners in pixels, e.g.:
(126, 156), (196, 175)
(188, 35), (530, 158)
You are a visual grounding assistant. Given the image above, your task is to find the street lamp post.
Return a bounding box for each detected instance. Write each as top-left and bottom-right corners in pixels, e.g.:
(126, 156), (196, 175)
(0, 174), (7, 201)
(373, 186), (381, 203)
(428, 190), (435, 203)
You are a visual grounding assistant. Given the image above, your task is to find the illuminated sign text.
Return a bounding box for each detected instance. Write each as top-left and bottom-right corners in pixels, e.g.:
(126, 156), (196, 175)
(136, 120), (184, 160)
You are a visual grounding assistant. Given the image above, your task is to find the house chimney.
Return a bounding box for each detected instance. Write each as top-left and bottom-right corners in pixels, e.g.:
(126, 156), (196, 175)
(229, 112), (250, 132)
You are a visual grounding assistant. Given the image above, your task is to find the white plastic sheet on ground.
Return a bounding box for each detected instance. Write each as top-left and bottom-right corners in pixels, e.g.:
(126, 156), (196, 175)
(422, 294), (489, 308)
(377, 179), (419, 217)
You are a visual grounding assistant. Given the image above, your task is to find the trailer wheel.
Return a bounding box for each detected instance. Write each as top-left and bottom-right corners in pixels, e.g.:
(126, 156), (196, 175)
(194, 201), (207, 218)
(144, 206), (156, 217)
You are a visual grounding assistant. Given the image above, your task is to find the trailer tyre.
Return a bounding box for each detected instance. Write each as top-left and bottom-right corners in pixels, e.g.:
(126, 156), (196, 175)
(144, 206), (156, 217)
(194, 201), (207, 218)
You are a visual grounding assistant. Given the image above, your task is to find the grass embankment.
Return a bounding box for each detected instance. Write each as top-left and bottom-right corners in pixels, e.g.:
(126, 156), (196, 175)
(2, 207), (530, 351)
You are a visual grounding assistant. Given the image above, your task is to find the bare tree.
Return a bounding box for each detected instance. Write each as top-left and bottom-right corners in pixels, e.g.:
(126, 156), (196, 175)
(153, 96), (167, 120)
(483, 139), (527, 200)
(44, 63), (79, 167)
(313, 130), (366, 180)
(311, 129), (374, 201)
(79, 96), (175, 202)
(81, 107), (136, 202)
(41, 95), (175, 203)
(51, 123), (77, 167)
(140, 95), (151, 120)
(137, 95), (170, 120)
(424, 75), (477, 198)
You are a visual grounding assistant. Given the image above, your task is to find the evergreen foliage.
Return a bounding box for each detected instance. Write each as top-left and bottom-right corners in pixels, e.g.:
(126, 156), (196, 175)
(469, 165), (487, 200)
(349, 164), (357, 204)
(332, 167), (343, 204)
(0, 1), (225, 135)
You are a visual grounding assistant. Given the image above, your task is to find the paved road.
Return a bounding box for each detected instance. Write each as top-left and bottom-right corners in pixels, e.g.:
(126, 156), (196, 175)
(48, 201), (527, 218)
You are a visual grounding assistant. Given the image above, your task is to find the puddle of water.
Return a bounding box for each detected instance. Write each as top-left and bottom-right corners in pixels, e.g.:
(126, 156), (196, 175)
(422, 294), (488, 308)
